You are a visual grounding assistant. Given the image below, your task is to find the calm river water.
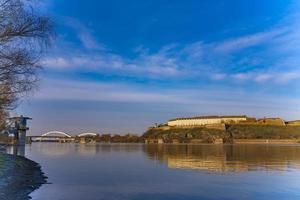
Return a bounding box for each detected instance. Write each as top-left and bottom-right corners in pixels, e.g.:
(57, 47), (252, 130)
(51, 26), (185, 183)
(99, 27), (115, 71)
(10, 143), (300, 200)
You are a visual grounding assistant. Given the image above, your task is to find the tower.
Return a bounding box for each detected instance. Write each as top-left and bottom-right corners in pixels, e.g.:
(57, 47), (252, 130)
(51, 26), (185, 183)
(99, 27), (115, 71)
(9, 115), (32, 145)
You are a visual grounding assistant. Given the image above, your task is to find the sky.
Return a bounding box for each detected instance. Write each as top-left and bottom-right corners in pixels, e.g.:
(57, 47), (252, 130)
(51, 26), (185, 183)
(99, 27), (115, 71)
(16, 0), (300, 135)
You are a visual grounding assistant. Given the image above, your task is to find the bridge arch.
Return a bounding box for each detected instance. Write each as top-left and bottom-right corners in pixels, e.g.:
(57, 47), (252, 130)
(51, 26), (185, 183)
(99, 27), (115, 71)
(77, 132), (98, 137)
(41, 131), (71, 138)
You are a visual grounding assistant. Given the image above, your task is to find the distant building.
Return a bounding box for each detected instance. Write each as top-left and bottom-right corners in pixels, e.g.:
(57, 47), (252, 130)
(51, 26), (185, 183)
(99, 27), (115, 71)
(257, 118), (285, 126)
(167, 115), (248, 127)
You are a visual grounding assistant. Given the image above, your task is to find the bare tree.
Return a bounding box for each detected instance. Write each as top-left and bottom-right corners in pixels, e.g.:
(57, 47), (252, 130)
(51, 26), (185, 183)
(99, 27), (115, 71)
(0, 0), (53, 127)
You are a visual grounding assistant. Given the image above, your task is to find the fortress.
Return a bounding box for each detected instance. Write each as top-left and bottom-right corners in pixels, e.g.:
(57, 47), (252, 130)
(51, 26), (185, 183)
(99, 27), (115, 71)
(145, 115), (300, 144)
(164, 115), (298, 128)
(167, 115), (248, 127)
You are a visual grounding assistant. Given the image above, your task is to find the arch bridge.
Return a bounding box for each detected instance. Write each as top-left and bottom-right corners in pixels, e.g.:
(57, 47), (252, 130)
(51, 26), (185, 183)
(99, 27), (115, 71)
(41, 131), (72, 138)
(29, 131), (100, 143)
(77, 132), (98, 137)
(30, 131), (74, 142)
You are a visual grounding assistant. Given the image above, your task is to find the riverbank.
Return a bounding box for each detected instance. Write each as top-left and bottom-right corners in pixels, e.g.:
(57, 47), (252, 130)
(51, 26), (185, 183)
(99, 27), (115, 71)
(143, 125), (300, 144)
(0, 150), (47, 200)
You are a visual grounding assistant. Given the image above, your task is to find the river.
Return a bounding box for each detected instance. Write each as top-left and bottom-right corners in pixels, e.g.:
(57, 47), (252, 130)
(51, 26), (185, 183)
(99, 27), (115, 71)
(7, 143), (300, 200)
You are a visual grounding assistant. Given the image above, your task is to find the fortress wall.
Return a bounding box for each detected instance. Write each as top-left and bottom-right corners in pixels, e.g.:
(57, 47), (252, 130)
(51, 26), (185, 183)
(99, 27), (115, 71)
(286, 120), (300, 126)
(257, 118), (285, 126)
(205, 123), (226, 130)
(168, 117), (247, 127)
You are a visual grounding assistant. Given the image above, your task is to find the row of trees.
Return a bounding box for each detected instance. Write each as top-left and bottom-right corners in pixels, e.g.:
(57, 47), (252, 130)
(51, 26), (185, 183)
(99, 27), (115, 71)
(0, 0), (53, 130)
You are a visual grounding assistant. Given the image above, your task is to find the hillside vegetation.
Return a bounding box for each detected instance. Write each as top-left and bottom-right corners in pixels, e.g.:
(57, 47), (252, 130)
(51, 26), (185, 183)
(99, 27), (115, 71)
(143, 125), (300, 143)
(227, 125), (300, 139)
(143, 127), (227, 143)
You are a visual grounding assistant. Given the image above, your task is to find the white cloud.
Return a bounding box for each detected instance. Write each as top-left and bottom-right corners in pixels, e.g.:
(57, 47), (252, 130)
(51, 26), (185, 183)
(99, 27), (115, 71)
(33, 79), (300, 118)
(254, 74), (273, 82)
(64, 17), (106, 51)
(43, 13), (300, 85)
(78, 31), (104, 50)
(231, 73), (252, 81)
(42, 57), (72, 68)
(181, 42), (203, 59)
(275, 71), (300, 84)
(214, 28), (287, 53)
(211, 73), (227, 80)
(35, 79), (185, 103)
(210, 71), (300, 84)
(43, 44), (182, 77)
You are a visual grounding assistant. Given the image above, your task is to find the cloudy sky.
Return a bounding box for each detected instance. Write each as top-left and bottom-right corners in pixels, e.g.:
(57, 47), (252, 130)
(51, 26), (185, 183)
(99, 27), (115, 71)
(16, 0), (300, 135)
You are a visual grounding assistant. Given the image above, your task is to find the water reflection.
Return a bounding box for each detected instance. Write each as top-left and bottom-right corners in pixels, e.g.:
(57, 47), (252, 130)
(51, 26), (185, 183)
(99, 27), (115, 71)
(29, 143), (144, 157)
(7, 143), (300, 173)
(143, 144), (300, 172)
(6, 145), (25, 156)
(25, 143), (300, 200)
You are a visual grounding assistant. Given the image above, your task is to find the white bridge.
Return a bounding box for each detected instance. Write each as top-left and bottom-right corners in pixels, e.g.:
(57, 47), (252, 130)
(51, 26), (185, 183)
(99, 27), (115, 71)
(41, 131), (72, 138)
(77, 132), (98, 137)
(29, 131), (99, 142)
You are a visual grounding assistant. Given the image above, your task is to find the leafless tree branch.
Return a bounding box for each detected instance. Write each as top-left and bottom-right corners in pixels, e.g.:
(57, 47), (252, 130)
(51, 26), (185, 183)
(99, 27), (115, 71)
(0, 0), (54, 128)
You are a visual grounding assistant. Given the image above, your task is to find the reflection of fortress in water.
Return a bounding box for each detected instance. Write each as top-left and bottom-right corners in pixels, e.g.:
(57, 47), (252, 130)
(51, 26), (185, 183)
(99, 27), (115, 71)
(143, 145), (300, 172)
(5, 143), (300, 173)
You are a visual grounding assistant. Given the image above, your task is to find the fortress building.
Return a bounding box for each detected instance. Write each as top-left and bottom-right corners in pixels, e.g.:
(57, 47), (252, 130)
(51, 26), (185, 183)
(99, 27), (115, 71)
(167, 115), (248, 127)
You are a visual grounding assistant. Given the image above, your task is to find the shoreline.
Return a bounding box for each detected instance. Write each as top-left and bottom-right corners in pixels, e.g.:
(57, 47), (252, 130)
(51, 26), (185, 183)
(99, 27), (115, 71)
(0, 150), (47, 200)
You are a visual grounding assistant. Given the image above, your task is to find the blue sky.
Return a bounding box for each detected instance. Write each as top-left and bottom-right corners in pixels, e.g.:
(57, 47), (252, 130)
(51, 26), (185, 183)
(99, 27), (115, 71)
(16, 0), (300, 135)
